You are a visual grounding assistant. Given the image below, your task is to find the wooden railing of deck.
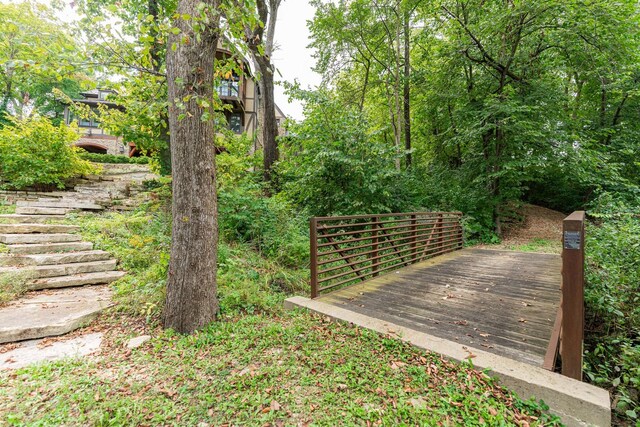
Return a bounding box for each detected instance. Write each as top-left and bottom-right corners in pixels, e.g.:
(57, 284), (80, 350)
(543, 211), (586, 380)
(310, 212), (464, 298)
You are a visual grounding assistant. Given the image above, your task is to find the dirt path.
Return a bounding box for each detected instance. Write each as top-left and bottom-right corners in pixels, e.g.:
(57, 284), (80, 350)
(479, 204), (565, 253)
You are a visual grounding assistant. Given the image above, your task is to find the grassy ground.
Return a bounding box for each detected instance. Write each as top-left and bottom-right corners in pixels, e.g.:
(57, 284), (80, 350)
(0, 312), (561, 426)
(503, 238), (559, 254)
(0, 201), (15, 215)
(0, 196), (562, 426)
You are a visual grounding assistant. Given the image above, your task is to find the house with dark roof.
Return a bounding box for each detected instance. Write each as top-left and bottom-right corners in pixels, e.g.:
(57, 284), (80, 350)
(63, 89), (127, 155)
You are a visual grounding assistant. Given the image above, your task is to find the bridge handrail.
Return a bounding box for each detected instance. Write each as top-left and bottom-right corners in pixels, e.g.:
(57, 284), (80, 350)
(310, 212), (464, 298)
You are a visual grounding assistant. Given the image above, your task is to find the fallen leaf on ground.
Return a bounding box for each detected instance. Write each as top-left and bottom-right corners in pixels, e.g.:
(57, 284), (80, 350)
(390, 360), (406, 370)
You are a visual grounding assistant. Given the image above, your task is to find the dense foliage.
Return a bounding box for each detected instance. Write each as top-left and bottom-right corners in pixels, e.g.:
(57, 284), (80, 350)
(584, 198), (640, 421)
(0, 117), (96, 189)
(0, 2), (87, 125)
(305, 0), (640, 235)
(278, 89), (421, 216)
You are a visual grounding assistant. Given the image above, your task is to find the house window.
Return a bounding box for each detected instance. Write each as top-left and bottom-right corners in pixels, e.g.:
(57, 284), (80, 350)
(216, 74), (240, 98)
(75, 107), (101, 128)
(79, 117), (92, 127)
(229, 114), (242, 133)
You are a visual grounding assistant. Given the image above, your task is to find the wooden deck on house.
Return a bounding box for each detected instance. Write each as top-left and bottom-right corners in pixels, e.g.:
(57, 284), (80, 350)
(317, 248), (561, 367)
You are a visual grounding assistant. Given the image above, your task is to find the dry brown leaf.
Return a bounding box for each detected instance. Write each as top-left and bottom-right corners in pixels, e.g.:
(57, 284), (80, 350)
(390, 360), (406, 370)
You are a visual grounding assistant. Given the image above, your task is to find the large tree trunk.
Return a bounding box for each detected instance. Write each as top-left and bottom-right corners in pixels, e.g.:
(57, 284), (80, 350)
(163, 0), (220, 334)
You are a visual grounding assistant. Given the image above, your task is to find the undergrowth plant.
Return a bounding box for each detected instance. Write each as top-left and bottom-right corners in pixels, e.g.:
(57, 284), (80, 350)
(0, 116), (98, 190)
(584, 194), (640, 422)
(0, 270), (34, 306)
(68, 180), (308, 320)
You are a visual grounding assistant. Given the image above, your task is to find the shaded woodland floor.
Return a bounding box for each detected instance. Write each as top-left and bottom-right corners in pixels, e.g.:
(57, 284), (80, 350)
(479, 205), (565, 254)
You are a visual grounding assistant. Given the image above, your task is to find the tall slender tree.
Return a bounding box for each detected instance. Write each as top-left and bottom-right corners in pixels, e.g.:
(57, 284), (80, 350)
(245, 0), (282, 185)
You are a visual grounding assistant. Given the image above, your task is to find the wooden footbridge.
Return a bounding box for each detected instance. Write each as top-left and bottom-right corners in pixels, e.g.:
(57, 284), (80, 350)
(306, 211), (586, 380)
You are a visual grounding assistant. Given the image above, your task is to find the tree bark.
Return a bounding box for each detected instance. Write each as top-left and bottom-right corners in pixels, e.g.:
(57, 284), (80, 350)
(257, 56), (279, 184)
(163, 0), (220, 334)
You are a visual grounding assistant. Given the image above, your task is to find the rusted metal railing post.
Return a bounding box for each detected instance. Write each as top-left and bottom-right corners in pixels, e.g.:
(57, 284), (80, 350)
(371, 217), (379, 277)
(410, 214), (417, 261)
(561, 211), (586, 380)
(437, 213), (444, 252)
(310, 217), (318, 299)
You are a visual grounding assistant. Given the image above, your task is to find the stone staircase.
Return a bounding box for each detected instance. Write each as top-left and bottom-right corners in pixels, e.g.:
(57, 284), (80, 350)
(0, 163), (155, 358)
(0, 220), (125, 345)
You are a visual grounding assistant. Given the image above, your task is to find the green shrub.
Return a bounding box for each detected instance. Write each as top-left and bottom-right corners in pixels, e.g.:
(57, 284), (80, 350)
(78, 152), (151, 164)
(0, 117), (97, 189)
(584, 195), (640, 422)
(219, 183), (309, 268)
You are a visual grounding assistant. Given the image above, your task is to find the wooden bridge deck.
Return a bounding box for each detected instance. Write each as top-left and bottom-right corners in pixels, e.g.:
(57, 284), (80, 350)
(318, 248), (561, 367)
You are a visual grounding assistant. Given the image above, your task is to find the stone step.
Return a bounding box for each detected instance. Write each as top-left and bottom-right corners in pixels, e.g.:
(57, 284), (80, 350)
(0, 224), (80, 234)
(0, 250), (111, 267)
(74, 188), (125, 196)
(0, 233), (82, 244)
(99, 163), (151, 174)
(61, 197), (111, 206)
(0, 214), (67, 224)
(1, 332), (103, 370)
(0, 286), (112, 344)
(37, 191), (69, 198)
(6, 241), (94, 255)
(15, 207), (70, 215)
(29, 270), (126, 291)
(0, 260), (117, 280)
(17, 200), (103, 210)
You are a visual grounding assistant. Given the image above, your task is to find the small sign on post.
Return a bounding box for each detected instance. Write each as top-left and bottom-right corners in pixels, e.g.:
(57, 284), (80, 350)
(564, 231), (581, 250)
